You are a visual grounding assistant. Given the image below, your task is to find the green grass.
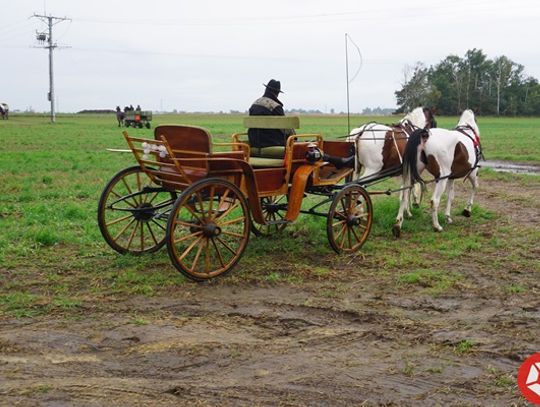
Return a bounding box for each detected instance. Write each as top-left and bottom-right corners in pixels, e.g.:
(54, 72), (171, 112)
(0, 113), (538, 317)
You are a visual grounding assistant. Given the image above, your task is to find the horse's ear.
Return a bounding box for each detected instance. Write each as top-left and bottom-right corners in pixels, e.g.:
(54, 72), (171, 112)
(472, 107), (480, 115)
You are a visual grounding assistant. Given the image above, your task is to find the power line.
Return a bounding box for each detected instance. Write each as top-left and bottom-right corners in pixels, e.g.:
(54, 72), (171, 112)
(31, 13), (71, 123)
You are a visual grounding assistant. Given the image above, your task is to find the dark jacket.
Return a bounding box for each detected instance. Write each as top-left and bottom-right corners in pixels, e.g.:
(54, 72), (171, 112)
(248, 90), (288, 148)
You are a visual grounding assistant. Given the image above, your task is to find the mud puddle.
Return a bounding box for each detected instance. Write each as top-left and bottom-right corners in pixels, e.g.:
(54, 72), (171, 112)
(481, 160), (540, 175)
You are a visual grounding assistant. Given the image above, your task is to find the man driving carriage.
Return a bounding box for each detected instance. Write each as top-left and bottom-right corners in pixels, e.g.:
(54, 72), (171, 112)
(248, 79), (353, 168)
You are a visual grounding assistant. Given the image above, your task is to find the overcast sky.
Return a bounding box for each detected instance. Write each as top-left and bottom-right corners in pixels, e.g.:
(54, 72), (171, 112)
(1, 0), (539, 113)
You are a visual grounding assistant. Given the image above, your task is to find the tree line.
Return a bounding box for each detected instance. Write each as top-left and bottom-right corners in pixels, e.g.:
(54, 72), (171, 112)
(395, 48), (540, 116)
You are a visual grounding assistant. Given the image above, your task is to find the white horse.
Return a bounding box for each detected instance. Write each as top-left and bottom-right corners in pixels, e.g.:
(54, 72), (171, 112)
(346, 107), (437, 180)
(346, 107), (437, 213)
(393, 109), (481, 236)
(0, 103), (8, 120)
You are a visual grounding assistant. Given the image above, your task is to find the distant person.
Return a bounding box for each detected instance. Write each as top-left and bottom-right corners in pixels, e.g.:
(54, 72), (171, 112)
(248, 79), (353, 168)
(136, 104), (141, 112)
(129, 104), (134, 111)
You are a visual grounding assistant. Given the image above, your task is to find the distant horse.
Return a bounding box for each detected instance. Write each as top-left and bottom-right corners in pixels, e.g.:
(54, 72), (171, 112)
(115, 106), (125, 127)
(0, 103), (8, 120)
(393, 109), (481, 236)
(346, 107), (437, 212)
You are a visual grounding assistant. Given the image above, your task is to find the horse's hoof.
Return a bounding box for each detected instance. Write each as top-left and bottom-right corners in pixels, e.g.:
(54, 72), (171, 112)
(433, 226), (443, 232)
(392, 225), (401, 239)
(446, 216), (453, 224)
(462, 209), (472, 218)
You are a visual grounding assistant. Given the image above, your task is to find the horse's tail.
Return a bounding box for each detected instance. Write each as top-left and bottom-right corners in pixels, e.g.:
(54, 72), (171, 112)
(403, 128), (429, 186)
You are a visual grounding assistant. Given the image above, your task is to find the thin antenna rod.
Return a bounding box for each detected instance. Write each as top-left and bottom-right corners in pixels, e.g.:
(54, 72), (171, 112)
(345, 33), (350, 135)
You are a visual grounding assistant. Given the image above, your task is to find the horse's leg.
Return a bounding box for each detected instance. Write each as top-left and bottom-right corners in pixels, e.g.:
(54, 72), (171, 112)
(430, 178), (448, 232)
(444, 179), (455, 224)
(463, 170), (479, 217)
(393, 177), (411, 238)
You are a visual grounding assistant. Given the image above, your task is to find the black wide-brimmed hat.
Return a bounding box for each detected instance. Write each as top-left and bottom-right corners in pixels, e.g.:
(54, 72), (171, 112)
(263, 79), (283, 94)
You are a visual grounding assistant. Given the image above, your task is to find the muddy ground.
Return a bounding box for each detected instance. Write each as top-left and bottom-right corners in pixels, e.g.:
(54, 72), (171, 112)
(1, 175), (539, 406)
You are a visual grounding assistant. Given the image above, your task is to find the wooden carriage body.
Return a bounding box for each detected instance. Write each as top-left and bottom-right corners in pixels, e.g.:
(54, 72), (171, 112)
(98, 117), (373, 281)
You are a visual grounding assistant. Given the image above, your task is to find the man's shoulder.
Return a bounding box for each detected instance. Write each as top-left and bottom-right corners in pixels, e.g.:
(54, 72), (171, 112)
(251, 96), (280, 111)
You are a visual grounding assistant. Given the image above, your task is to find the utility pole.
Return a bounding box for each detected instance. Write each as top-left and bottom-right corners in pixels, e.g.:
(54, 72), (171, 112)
(32, 13), (71, 123)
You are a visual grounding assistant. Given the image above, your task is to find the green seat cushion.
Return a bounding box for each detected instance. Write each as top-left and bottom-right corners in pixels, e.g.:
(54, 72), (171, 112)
(249, 157), (284, 168)
(250, 146), (286, 158)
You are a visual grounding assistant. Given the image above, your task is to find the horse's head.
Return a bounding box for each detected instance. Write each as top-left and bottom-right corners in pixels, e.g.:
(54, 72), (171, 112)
(399, 106), (436, 134)
(457, 109), (479, 137)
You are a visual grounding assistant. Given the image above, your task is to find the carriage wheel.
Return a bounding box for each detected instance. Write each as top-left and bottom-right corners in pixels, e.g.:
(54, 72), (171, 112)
(327, 184), (373, 254)
(166, 178), (250, 281)
(250, 195), (288, 237)
(98, 166), (176, 254)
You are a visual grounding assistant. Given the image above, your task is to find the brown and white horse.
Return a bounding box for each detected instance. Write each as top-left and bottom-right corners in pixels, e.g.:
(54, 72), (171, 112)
(0, 103), (8, 120)
(393, 109), (481, 236)
(346, 107), (437, 213)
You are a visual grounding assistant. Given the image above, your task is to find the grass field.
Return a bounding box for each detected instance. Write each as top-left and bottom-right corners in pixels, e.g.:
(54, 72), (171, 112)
(0, 113), (539, 405)
(0, 113), (539, 315)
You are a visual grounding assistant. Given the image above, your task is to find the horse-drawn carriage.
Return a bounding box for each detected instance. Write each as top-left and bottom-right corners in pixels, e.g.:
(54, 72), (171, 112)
(98, 108), (481, 281)
(98, 117), (373, 281)
(124, 110), (152, 128)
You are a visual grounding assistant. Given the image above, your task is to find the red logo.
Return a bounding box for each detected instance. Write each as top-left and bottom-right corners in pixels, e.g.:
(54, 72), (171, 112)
(518, 352), (540, 405)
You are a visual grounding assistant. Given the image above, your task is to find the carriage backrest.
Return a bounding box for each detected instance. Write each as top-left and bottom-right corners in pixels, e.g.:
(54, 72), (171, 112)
(154, 125), (212, 152)
(242, 116), (300, 130)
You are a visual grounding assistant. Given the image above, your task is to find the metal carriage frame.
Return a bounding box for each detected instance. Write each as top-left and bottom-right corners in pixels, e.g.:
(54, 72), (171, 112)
(98, 117), (373, 281)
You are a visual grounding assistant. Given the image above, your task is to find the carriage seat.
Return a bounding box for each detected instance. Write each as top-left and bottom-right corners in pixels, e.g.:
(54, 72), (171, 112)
(242, 116), (300, 168)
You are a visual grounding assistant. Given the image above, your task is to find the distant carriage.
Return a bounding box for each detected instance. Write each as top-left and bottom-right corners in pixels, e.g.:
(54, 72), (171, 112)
(0, 102), (8, 120)
(124, 110), (152, 129)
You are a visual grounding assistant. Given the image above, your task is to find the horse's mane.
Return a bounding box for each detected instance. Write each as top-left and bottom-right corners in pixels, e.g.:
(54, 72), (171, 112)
(400, 107), (425, 129)
(457, 109), (479, 135)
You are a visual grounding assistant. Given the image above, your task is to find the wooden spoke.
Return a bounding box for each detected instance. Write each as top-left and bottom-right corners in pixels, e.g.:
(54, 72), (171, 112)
(174, 219), (203, 229)
(150, 218), (167, 231)
(146, 222), (159, 246)
(174, 230), (202, 244)
(126, 220), (140, 250)
(110, 189), (137, 209)
(178, 235), (204, 262)
(211, 238), (226, 268)
(221, 230), (245, 239)
(190, 239), (206, 272)
(218, 216), (245, 227)
(207, 185), (215, 219)
(106, 213), (133, 227)
(215, 236), (238, 256)
(113, 217), (137, 241)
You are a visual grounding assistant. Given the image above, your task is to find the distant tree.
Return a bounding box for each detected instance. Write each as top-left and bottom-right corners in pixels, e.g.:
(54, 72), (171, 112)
(395, 49), (539, 116)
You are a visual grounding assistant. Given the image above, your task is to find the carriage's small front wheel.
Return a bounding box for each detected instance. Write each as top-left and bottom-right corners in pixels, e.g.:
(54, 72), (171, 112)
(327, 184), (373, 254)
(166, 178), (250, 281)
(251, 195), (288, 237)
(98, 166), (176, 254)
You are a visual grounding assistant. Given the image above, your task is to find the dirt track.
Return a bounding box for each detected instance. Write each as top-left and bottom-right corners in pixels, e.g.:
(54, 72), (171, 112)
(1, 176), (539, 406)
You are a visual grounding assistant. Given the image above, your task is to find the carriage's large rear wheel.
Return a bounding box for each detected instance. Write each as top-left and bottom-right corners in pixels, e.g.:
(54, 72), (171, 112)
(98, 166), (176, 254)
(166, 178), (250, 281)
(327, 184), (373, 254)
(250, 195), (288, 236)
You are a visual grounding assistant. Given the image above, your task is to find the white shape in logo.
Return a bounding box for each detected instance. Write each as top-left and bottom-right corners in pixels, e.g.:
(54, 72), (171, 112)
(526, 362), (540, 396)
